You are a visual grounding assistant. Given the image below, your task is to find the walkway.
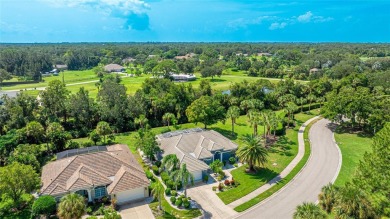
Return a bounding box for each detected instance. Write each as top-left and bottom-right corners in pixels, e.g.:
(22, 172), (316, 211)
(234, 119), (341, 219)
(228, 116), (319, 208)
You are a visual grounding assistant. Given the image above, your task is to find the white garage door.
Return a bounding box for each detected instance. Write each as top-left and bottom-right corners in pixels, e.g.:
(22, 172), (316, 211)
(192, 170), (203, 182)
(116, 187), (145, 204)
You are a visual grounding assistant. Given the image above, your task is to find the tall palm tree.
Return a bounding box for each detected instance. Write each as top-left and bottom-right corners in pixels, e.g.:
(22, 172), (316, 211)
(151, 182), (165, 211)
(248, 109), (261, 136)
(318, 183), (338, 213)
(57, 193), (86, 219)
(307, 94), (316, 111)
(161, 154), (180, 173)
(170, 163), (194, 197)
(162, 113), (176, 129)
(293, 202), (327, 219)
(269, 112), (280, 138)
(226, 106), (240, 134)
(135, 114), (148, 129)
(285, 102), (298, 128)
(297, 97), (307, 113)
(236, 134), (268, 172)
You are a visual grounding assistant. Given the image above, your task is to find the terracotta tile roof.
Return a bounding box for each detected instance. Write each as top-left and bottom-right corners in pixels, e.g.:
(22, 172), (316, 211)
(104, 64), (125, 72)
(41, 144), (148, 196)
(107, 166), (149, 194)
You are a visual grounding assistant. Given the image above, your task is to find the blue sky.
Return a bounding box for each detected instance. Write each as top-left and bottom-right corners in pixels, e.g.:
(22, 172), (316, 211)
(1, 0), (389, 42)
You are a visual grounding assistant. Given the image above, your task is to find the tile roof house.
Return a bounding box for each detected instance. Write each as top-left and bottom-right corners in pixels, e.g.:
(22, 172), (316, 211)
(104, 64), (125, 72)
(156, 128), (238, 181)
(40, 144), (150, 205)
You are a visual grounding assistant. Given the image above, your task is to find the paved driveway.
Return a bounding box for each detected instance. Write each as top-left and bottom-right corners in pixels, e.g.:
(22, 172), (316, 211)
(187, 183), (237, 219)
(235, 119), (341, 219)
(118, 199), (154, 219)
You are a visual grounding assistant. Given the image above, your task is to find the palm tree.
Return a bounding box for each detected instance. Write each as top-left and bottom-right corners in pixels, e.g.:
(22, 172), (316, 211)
(161, 154), (180, 173)
(297, 97), (307, 113)
(318, 183), (338, 213)
(293, 202), (327, 219)
(57, 193), (86, 219)
(307, 94), (316, 111)
(333, 184), (376, 219)
(170, 163), (194, 197)
(135, 114), (148, 129)
(269, 112), (281, 138)
(151, 182), (165, 211)
(162, 113), (176, 129)
(236, 134), (268, 172)
(226, 106), (240, 134)
(248, 109), (261, 136)
(285, 102), (298, 128)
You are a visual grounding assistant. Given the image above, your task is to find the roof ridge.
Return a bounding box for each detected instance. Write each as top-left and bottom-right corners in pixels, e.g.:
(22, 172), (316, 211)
(108, 166), (127, 194)
(105, 150), (144, 175)
(42, 156), (78, 193)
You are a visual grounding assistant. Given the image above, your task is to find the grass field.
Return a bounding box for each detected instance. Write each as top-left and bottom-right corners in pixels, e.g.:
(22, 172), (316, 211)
(234, 114), (321, 212)
(3, 69), (307, 98)
(333, 132), (372, 186)
(2, 69), (99, 91)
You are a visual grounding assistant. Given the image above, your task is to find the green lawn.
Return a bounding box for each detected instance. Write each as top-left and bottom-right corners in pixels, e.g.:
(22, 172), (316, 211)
(2, 69), (99, 91)
(234, 116), (321, 212)
(333, 132), (372, 186)
(217, 111), (319, 205)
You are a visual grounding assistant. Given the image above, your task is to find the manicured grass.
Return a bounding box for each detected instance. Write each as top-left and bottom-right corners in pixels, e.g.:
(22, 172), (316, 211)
(333, 132), (372, 186)
(2, 69), (99, 90)
(149, 197), (202, 219)
(217, 111), (318, 205)
(234, 116), (321, 212)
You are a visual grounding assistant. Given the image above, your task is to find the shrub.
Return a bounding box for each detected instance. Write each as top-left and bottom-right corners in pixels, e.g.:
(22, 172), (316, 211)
(202, 175), (209, 183)
(165, 188), (171, 196)
(94, 204), (105, 216)
(82, 141), (94, 148)
(170, 196), (176, 204)
(224, 179), (230, 186)
(166, 180), (175, 189)
(0, 198), (14, 216)
(31, 195), (57, 217)
(212, 186), (217, 191)
(86, 217), (98, 219)
(230, 179), (235, 186)
(182, 198), (188, 203)
(151, 165), (159, 175)
(218, 170), (225, 177)
(171, 190), (177, 197)
(154, 160), (161, 168)
(145, 170), (154, 180)
(233, 163), (238, 168)
(160, 172), (170, 183)
(175, 199), (183, 207)
(229, 157), (236, 165)
(183, 201), (191, 209)
(187, 197), (191, 200)
(86, 206), (93, 214)
(218, 183), (224, 191)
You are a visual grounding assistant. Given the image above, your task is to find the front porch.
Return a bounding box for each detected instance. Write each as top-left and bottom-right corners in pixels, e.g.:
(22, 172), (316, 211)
(75, 185), (109, 203)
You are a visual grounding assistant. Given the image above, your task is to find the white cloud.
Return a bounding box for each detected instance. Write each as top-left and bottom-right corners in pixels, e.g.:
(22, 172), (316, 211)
(269, 22), (287, 30)
(43, 0), (150, 15)
(297, 11), (333, 23)
(297, 11), (313, 23)
(227, 16), (276, 29)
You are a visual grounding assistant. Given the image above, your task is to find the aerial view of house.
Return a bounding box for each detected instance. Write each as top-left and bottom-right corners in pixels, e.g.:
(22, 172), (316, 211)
(156, 128), (238, 181)
(40, 144), (150, 205)
(104, 64), (125, 72)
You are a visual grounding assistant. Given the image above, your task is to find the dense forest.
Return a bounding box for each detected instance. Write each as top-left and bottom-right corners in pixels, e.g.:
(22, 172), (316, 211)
(0, 43), (389, 218)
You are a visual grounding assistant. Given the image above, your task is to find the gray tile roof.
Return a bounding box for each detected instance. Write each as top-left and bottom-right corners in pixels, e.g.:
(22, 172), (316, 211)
(41, 144), (149, 196)
(157, 129), (238, 172)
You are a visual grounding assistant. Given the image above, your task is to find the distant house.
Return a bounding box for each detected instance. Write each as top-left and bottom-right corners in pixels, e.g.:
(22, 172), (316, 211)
(174, 53), (196, 60)
(156, 128), (238, 181)
(40, 144), (150, 205)
(104, 64), (125, 73)
(257, 53), (272, 57)
(122, 57), (136, 64)
(309, 68), (320, 74)
(148, 55), (157, 58)
(171, 73), (196, 81)
(54, 64), (68, 70)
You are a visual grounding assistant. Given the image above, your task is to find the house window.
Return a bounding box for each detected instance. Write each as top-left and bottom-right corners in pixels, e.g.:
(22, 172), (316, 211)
(94, 186), (107, 198)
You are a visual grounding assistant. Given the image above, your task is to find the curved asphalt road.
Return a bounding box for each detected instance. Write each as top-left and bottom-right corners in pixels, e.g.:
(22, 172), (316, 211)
(235, 119), (341, 219)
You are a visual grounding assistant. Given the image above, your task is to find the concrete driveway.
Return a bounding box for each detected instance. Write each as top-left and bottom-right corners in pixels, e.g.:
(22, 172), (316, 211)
(118, 199), (154, 219)
(187, 182), (237, 219)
